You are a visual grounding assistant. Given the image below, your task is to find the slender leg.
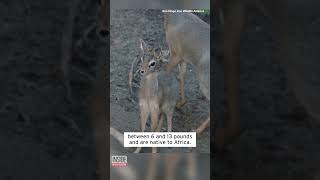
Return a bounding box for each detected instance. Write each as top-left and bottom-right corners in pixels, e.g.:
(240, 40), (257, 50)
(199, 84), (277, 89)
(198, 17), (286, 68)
(150, 105), (160, 153)
(139, 102), (149, 132)
(196, 116), (210, 135)
(176, 62), (187, 108)
(166, 111), (174, 132)
(134, 102), (149, 153)
(156, 113), (164, 132)
(150, 106), (160, 132)
(214, 1), (246, 149)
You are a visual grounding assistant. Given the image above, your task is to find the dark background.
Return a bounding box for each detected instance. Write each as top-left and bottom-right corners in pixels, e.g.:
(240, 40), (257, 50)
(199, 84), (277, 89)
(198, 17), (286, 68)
(213, 6), (320, 180)
(0, 0), (107, 179)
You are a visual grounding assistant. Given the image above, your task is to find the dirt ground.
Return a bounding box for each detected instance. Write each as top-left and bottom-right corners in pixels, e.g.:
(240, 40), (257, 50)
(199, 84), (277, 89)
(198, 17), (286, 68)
(213, 8), (320, 180)
(110, 9), (210, 153)
(0, 1), (210, 179)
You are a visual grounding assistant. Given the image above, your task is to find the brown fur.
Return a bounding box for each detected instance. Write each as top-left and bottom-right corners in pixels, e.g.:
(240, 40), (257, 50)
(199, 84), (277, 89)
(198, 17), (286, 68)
(134, 40), (179, 153)
(164, 12), (210, 134)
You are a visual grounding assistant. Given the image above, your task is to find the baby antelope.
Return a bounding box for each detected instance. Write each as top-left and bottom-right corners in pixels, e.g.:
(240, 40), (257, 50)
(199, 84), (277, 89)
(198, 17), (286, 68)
(134, 39), (178, 153)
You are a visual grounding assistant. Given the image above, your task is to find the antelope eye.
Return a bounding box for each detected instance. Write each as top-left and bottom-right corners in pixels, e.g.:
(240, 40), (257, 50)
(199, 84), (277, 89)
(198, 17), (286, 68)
(149, 61), (156, 67)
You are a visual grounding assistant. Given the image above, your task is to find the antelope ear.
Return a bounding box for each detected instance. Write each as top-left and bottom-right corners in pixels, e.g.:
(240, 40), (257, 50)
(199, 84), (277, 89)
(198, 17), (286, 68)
(160, 50), (170, 62)
(140, 39), (148, 53)
(153, 47), (162, 59)
(161, 50), (170, 58)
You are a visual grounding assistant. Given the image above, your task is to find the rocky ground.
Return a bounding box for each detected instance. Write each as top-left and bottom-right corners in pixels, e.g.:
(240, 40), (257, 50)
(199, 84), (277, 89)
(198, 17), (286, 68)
(0, 2), (210, 179)
(110, 9), (210, 153)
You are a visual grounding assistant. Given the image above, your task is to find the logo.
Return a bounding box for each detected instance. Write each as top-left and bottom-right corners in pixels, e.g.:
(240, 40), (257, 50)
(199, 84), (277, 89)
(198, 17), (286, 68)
(111, 156), (128, 167)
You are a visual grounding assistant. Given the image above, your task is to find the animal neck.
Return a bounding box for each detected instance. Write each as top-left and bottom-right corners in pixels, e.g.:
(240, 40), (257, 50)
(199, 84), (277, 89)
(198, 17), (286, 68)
(142, 72), (159, 91)
(144, 72), (157, 81)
